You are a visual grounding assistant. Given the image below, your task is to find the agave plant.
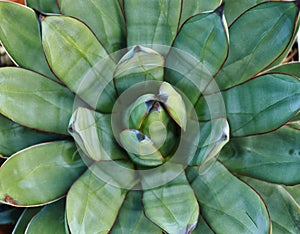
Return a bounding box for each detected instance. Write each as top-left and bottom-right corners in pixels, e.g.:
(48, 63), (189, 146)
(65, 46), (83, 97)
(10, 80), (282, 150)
(0, 0), (300, 233)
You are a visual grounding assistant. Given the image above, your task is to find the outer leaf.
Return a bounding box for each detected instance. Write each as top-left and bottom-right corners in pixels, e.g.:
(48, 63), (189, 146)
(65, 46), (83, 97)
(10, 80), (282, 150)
(285, 185), (300, 205)
(113, 46), (164, 95)
(26, 199), (67, 234)
(215, 1), (299, 89)
(242, 177), (300, 234)
(0, 141), (86, 206)
(223, 73), (300, 136)
(125, 0), (181, 49)
(180, 0), (221, 25)
(110, 190), (162, 233)
(0, 2), (55, 79)
(69, 107), (125, 161)
(143, 169), (199, 234)
(0, 68), (74, 134)
(0, 114), (64, 157)
(42, 15), (116, 112)
(192, 216), (214, 234)
(219, 126), (300, 185)
(66, 167), (127, 234)
(26, 0), (60, 13)
(12, 208), (41, 234)
(57, 0), (125, 54)
(187, 162), (270, 234)
(268, 62), (300, 78)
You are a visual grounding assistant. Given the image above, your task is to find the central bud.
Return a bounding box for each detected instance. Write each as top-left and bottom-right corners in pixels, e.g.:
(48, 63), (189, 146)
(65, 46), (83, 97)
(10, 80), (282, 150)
(119, 82), (186, 167)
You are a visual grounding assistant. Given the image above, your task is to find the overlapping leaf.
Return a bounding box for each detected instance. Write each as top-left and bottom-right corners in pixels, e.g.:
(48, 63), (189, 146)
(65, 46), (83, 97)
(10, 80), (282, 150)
(26, 0), (60, 13)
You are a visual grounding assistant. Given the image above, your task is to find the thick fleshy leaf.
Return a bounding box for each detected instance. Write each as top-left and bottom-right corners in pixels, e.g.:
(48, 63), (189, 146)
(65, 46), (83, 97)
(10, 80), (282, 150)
(285, 185), (300, 205)
(125, 0), (181, 49)
(113, 46), (164, 95)
(68, 107), (125, 161)
(119, 129), (164, 166)
(57, 0), (125, 54)
(26, 0), (60, 13)
(26, 199), (67, 234)
(192, 216), (214, 234)
(219, 126), (300, 185)
(187, 162), (270, 234)
(0, 114), (64, 157)
(190, 118), (229, 167)
(0, 141), (86, 206)
(268, 62), (300, 78)
(66, 167), (127, 234)
(143, 169), (199, 234)
(215, 1), (299, 89)
(242, 177), (300, 234)
(222, 73), (300, 136)
(180, 0), (221, 25)
(110, 190), (162, 233)
(41, 15), (116, 112)
(158, 82), (187, 130)
(223, 0), (265, 25)
(12, 208), (41, 234)
(174, 6), (228, 76)
(0, 2), (55, 79)
(0, 68), (74, 134)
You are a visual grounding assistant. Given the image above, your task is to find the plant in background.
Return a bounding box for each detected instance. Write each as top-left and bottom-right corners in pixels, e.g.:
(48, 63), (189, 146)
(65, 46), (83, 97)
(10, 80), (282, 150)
(0, 0), (300, 233)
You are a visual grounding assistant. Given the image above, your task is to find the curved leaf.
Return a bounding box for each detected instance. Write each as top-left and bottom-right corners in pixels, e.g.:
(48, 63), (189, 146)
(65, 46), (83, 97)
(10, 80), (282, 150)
(180, 0), (221, 25)
(41, 15), (116, 112)
(113, 46), (164, 95)
(285, 185), (300, 205)
(125, 0), (181, 50)
(187, 162), (270, 234)
(192, 216), (214, 234)
(219, 126), (300, 185)
(242, 177), (300, 234)
(268, 62), (300, 78)
(110, 190), (162, 233)
(12, 208), (41, 234)
(26, 199), (67, 234)
(66, 167), (127, 234)
(26, 0), (60, 13)
(215, 1), (299, 89)
(0, 141), (86, 206)
(57, 0), (125, 54)
(0, 68), (74, 134)
(143, 169), (199, 234)
(0, 2), (55, 79)
(223, 73), (300, 136)
(0, 114), (64, 157)
(69, 107), (125, 161)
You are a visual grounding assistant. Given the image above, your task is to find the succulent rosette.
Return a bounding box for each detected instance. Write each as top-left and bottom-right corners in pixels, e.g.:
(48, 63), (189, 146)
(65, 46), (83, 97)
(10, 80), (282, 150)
(0, 0), (300, 233)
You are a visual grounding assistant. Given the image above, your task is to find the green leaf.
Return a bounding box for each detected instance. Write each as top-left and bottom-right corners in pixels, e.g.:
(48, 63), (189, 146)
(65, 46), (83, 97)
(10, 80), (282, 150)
(223, 73), (300, 136)
(114, 46), (164, 95)
(223, 0), (266, 25)
(242, 177), (300, 234)
(0, 114), (64, 157)
(119, 129), (164, 166)
(110, 190), (162, 233)
(175, 6), (228, 76)
(12, 208), (41, 234)
(180, 0), (221, 25)
(26, 199), (67, 234)
(158, 82), (187, 130)
(0, 205), (23, 225)
(219, 126), (300, 185)
(57, 0), (125, 54)
(125, 0), (181, 49)
(143, 169), (199, 234)
(187, 162), (270, 234)
(192, 216), (214, 234)
(69, 107), (125, 161)
(41, 15), (116, 112)
(215, 1), (299, 89)
(0, 68), (74, 134)
(0, 141), (86, 206)
(0, 2), (56, 79)
(26, 0), (60, 13)
(66, 167), (127, 234)
(268, 62), (300, 78)
(284, 185), (300, 205)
